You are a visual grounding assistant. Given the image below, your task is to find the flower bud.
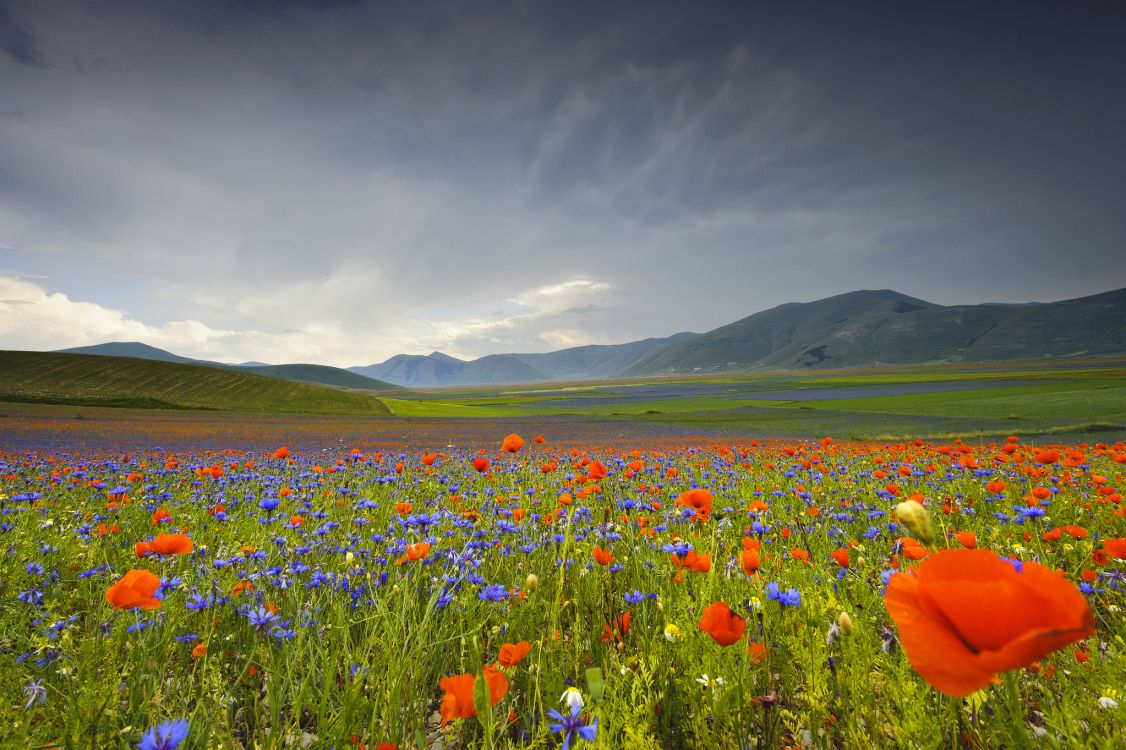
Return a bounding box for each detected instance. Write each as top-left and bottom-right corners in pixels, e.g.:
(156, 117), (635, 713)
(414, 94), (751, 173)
(560, 686), (584, 711)
(895, 499), (936, 546)
(525, 573), (539, 591)
(838, 611), (854, 636)
(345, 551), (354, 564)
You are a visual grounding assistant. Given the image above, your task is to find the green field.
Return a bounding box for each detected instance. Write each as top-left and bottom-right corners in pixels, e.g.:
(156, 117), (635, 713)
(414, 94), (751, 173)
(4, 351), (1125, 440)
(377, 358), (1126, 441)
(0, 351), (391, 415)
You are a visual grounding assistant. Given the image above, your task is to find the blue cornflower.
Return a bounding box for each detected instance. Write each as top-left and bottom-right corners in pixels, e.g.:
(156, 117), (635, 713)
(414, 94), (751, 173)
(22, 679), (46, 710)
(244, 606), (280, 631)
(259, 497), (280, 512)
(624, 589), (645, 605)
(137, 718), (189, 750)
(478, 584), (509, 602)
(548, 704), (598, 750)
(765, 581), (802, 607)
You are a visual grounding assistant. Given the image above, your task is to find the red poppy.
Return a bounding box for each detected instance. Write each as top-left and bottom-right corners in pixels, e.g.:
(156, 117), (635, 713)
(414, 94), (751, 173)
(1102, 538), (1126, 560)
(830, 549), (850, 568)
(395, 542), (432, 565)
(676, 489), (713, 523)
(439, 666), (509, 724)
(740, 548), (761, 576)
(671, 550), (711, 573)
(953, 531), (977, 549)
(602, 612), (631, 643)
(105, 569), (162, 610)
(885, 549), (1094, 696)
(272, 447), (290, 459)
(497, 641), (532, 667)
(135, 532), (194, 557)
(698, 601), (746, 646)
(592, 546), (615, 566)
(473, 457), (490, 473)
(501, 434), (525, 453)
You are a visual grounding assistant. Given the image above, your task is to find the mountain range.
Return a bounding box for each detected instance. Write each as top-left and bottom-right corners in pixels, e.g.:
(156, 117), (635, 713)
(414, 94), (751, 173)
(58, 287), (1126, 388)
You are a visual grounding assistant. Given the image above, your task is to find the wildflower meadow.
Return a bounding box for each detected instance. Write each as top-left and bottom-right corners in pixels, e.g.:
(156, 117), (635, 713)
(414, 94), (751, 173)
(2, 433), (1124, 748)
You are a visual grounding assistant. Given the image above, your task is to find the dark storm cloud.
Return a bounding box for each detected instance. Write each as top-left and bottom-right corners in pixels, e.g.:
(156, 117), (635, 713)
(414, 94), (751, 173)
(0, 1), (1124, 364)
(0, 2), (42, 66)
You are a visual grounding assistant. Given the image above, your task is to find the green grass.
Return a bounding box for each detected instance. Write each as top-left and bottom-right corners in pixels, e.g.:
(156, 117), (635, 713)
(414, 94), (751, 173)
(0, 351), (391, 415)
(377, 362), (1126, 441)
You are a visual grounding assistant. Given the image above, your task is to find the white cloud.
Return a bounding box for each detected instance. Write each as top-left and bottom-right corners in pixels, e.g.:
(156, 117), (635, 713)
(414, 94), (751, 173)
(0, 274), (616, 366)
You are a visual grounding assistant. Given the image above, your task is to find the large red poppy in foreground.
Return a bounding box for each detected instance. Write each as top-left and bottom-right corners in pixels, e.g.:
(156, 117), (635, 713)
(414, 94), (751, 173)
(885, 549), (1094, 696)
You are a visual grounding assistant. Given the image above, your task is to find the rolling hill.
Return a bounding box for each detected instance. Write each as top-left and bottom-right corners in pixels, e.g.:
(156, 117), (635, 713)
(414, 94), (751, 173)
(59, 342), (398, 391)
(0, 351), (391, 414)
(349, 333), (697, 387)
(626, 288), (1126, 375)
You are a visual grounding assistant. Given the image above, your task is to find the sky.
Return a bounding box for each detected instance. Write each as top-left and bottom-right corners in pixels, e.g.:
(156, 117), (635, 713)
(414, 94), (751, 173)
(2, 1), (1124, 367)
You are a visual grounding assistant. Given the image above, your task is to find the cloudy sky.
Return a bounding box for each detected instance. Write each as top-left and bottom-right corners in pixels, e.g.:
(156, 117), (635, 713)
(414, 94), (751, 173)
(2, 1), (1124, 367)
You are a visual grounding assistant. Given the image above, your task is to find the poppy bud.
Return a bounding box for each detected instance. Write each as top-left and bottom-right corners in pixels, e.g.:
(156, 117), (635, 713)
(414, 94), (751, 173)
(346, 552), (355, 564)
(525, 573), (538, 591)
(895, 500), (936, 546)
(838, 611), (854, 636)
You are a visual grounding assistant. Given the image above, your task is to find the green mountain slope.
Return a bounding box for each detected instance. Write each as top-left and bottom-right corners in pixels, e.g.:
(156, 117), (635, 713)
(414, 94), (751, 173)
(58, 342), (398, 391)
(0, 351), (391, 414)
(627, 288), (1126, 374)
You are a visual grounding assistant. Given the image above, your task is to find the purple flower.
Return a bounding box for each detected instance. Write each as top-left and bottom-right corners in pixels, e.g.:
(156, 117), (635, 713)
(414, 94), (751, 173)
(137, 718), (188, 750)
(548, 704), (597, 750)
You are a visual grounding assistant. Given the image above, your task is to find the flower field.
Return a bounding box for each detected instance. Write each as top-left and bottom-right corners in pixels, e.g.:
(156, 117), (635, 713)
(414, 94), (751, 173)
(2, 430), (1124, 749)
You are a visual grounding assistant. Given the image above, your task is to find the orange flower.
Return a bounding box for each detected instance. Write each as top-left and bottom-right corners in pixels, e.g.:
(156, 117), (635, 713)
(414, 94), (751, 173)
(587, 460), (608, 480)
(497, 641), (532, 667)
(740, 548), (761, 576)
(1102, 538), (1126, 560)
(698, 601), (746, 646)
(953, 531), (977, 549)
(885, 549), (1094, 696)
(192, 641), (208, 659)
(151, 532), (193, 555)
(421, 453), (437, 466)
(272, 447), (290, 459)
(790, 548), (811, 563)
(439, 666), (509, 724)
(395, 502), (413, 515)
(748, 641), (767, 663)
(676, 489), (713, 522)
(395, 542), (432, 565)
(533, 435), (545, 444)
(501, 434), (525, 453)
(830, 549), (850, 569)
(592, 546), (615, 566)
(601, 612), (631, 643)
(104, 569), (162, 610)
(671, 550), (711, 573)
(472, 457), (490, 473)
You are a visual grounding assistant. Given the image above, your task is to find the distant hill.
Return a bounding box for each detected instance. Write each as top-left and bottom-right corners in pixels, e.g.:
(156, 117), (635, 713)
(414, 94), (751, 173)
(58, 342), (399, 391)
(626, 288), (1126, 375)
(349, 333), (697, 387)
(0, 351), (391, 414)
